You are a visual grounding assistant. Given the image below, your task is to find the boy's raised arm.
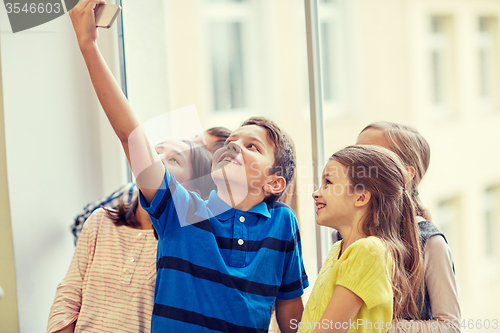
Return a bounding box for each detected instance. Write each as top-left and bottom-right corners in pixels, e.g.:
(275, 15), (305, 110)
(69, 0), (164, 204)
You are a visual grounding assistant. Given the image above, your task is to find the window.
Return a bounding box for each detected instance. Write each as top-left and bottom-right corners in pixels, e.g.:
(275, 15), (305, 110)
(204, 0), (252, 112)
(318, 0), (346, 117)
(435, 197), (461, 260)
(429, 16), (450, 109)
(428, 15), (455, 117)
(485, 186), (500, 258)
(208, 22), (246, 111)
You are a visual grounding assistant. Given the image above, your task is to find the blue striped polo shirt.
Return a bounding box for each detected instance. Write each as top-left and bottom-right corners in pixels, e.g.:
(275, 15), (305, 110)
(139, 170), (308, 333)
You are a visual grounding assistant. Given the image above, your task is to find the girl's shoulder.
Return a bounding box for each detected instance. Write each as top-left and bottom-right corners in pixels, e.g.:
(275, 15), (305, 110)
(342, 236), (387, 261)
(81, 207), (116, 235)
(352, 236), (386, 251)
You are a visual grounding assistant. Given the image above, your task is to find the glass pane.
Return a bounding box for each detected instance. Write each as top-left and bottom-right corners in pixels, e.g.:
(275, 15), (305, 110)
(317, 0), (500, 323)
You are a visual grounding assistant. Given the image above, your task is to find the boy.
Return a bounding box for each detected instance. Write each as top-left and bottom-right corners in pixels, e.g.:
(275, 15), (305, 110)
(69, 1), (308, 332)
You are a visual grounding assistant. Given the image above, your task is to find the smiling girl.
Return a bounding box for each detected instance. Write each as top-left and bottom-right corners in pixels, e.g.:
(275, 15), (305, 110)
(298, 145), (424, 333)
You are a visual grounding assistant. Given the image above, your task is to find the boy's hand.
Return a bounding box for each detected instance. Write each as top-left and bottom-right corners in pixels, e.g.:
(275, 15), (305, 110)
(69, 0), (105, 49)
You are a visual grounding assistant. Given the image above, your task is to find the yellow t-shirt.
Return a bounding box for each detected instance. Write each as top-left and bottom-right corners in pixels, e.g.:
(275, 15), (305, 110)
(297, 237), (393, 333)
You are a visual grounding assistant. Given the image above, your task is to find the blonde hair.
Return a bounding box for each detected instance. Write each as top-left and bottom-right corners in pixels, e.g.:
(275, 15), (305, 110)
(331, 145), (425, 319)
(360, 122), (431, 220)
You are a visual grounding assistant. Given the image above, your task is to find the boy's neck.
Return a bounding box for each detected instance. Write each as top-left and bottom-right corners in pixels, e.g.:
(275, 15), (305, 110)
(217, 186), (266, 211)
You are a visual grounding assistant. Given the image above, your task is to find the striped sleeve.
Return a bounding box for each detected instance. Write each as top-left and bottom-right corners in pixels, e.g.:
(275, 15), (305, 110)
(47, 213), (97, 333)
(139, 169), (191, 238)
(277, 213), (309, 300)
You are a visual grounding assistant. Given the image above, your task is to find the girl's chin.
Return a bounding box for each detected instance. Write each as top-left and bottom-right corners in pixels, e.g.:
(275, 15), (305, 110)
(316, 218), (336, 229)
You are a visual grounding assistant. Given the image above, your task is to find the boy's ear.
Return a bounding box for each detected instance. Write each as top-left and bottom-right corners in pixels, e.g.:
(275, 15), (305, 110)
(263, 176), (286, 195)
(354, 190), (371, 208)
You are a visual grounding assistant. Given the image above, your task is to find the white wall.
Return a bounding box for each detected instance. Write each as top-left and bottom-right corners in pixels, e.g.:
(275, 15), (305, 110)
(0, 9), (126, 333)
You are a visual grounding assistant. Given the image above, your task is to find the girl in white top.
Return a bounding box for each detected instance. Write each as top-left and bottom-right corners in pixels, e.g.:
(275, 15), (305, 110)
(356, 121), (461, 332)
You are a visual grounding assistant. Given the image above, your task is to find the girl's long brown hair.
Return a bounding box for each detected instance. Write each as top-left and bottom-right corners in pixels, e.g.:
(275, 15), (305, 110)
(331, 145), (425, 319)
(360, 122), (431, 220)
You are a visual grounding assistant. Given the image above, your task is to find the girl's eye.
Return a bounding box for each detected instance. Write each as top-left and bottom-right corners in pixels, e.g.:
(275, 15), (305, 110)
(169, 158), (179, 164)
(248, 144), (259, 151)
(324, 179), (332, 187)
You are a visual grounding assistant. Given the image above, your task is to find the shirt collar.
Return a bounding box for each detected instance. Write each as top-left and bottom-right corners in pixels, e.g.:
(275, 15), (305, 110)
(206, 191), (271, 220)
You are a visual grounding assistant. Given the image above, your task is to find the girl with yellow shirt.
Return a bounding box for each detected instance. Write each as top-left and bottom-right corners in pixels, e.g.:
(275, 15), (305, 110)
(297, 145), (424, 333)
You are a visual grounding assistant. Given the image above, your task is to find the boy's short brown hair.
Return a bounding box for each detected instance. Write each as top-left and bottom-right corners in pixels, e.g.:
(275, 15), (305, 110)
(240, 117), (295, 202)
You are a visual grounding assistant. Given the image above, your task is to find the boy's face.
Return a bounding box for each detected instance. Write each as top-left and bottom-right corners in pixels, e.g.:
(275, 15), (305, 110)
(211, 125), (278, 200)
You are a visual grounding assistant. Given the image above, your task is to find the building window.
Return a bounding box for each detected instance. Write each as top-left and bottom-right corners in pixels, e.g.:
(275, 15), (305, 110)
(318, 0), (344, 117)
(320, 21), (337, 101)
(205, 0), (251, 112)
(478, 17), (498, 110)
(435, 197), (461, 254)
(485, 186), (499, 258)
(429, 16), (448, 107)
(209, 22), (246, 110)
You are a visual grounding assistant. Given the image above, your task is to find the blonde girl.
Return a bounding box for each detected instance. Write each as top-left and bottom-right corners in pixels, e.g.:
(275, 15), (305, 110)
(299, 145), (424, 333)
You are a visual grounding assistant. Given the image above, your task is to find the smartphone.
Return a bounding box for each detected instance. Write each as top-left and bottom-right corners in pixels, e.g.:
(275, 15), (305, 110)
(95, 4), (121, 29)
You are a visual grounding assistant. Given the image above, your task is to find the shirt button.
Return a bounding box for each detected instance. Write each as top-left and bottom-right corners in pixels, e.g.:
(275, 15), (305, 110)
(239, 216), (245, 223)
(238, 239), (244, 246)
(124, 270), (130, 274)
(130, 257), (135, 262)
(137, 233), (143, 237)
